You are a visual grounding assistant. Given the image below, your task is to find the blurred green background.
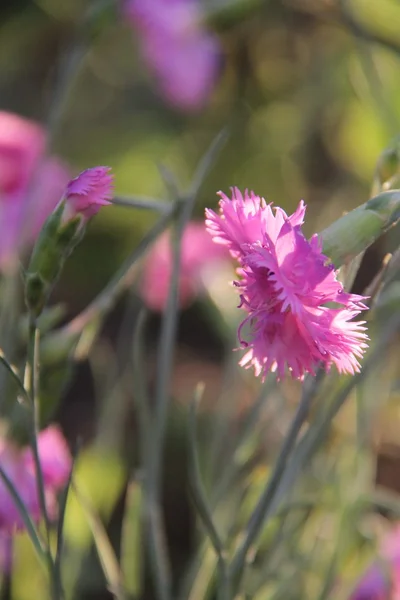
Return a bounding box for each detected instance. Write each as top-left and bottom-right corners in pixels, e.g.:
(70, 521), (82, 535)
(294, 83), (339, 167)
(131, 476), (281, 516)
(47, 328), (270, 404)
(2, 0), (400, 598)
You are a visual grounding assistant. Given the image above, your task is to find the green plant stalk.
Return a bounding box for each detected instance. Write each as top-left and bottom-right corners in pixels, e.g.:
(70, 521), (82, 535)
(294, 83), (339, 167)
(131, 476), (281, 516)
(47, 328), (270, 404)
(187, 384), (229, 600)
(142, 130), (228, 600)
(112, 195), (170, 212)
(233, 312), (400, 595)
(54, 458), (75, 600)
(26, 323), (59, 598)
(144, 201), (187, 600)
(41, 202), (179, 365)
(227, 369), (325, 591)
(73, 483), (127, 600)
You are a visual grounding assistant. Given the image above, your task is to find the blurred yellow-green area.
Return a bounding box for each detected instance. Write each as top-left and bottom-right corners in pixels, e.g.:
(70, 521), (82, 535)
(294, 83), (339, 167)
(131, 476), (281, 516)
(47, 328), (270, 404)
(2, 0), (400, 599)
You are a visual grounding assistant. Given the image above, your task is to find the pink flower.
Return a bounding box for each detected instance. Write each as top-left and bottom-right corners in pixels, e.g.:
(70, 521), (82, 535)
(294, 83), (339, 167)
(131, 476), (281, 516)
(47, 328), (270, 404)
(350, 526), (400, 599)
(0, 426), (71, 534)
(205, 188), (369, 380)
(123, 0), (221, 111)
(0, 111), (70, 269)
(64, 167), (113, 218)
(24, 426), (71, 491)
(140, 221), (229, 311)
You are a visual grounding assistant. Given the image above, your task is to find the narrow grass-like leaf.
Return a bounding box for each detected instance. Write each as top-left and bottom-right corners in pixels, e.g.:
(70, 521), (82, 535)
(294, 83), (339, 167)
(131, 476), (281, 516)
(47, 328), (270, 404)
(55, 457), (76, 592)
(0, 349), (30, 404)
(73, 484), (126, 600)
(188, 383), (228, 593)
(121, 481), (143, 596)
(189, 128), (229, 199)
(112, 196), (170, 212)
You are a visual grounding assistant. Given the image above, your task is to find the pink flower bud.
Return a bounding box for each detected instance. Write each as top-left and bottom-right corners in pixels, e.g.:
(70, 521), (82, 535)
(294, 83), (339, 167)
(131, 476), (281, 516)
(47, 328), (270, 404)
(64, 167), (113, 218)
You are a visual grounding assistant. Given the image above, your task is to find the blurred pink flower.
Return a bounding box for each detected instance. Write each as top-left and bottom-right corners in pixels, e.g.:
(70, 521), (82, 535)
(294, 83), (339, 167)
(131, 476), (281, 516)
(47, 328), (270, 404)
(0, 111), (70, 269)
(24, 425), (71, 492)
(140, 221), (229, 311)
(206, 188), (369, 380)
(64, 167), (113, 218)
(124, 0), (221, 111)
(0, 426), (71, 534)
(350, 526), (400, 600)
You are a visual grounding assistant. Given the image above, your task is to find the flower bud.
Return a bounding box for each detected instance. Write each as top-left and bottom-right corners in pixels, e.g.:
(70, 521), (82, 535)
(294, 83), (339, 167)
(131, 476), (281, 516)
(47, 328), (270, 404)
(25, 167), (113, 318)
(320, 190), (400, 268)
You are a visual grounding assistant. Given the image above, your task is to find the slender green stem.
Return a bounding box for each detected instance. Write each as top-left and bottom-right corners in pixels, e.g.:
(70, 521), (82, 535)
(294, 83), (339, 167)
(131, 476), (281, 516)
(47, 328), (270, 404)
(112, 195), (170, 213)
(27, 324), (51, 544)
(54, 459), (75, 600)
(132, 310), (151, 467)
(41, 203), (179, 366)
(187, 384), (229, 600)
(26, 323), (59, 598)
(228, 369), (325, 590)
(143, 129), (227, 600)
(144, 206), (185, 600)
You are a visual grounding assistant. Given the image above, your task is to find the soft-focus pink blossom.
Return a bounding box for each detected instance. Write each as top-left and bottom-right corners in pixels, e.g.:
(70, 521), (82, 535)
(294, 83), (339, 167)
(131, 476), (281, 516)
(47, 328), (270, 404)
(0, 111), (70, 269)
(123, 0), (220, 111)
(64, 167), (113, 218)
(206, 188), (369, 380)
(140, 221), (229, 311)
(0, 426), (71, 534)
(24, 425), (71, 491)
(350, 526), (400, 600)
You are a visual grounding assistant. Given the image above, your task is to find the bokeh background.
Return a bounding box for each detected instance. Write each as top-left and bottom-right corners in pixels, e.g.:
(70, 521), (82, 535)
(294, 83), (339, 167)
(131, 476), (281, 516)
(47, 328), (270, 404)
(1, 0), (400, 598)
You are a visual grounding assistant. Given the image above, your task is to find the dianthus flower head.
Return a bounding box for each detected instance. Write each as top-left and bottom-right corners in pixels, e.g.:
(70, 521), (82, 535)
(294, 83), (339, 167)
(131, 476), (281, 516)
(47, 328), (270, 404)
(123, 0), (221, 111)
(205, 187), (369, 380)
(64, 167), (113, 218)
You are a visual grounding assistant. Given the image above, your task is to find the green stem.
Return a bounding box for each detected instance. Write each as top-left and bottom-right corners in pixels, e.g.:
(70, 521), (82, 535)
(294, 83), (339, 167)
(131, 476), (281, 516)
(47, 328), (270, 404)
(228, 369), (325, 591)
(26, 322), (59, 598)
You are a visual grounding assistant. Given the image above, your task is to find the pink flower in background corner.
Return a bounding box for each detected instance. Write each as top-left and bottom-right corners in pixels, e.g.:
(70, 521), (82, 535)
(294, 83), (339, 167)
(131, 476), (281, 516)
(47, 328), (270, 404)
(205, 188), (369, 380)
(123, 0), (221, 111)
(0, 425), (71, 573)
(0, 111), (70, 269)
(349, 526), (400, 600)
(64, 167), (113, 219)
(140, 221), (230, 312)
(0, 426), (71, 534)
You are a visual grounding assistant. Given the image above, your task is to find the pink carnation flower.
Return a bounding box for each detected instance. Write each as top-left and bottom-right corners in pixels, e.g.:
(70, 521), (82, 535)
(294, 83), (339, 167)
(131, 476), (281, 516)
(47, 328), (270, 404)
(0, 426), (71, 534)
(123, 0), (220, 111)
(205, 188), (368, 380)
(140, 221), (229, 311)
(64, 167), (113, 218)
(0, 111), (70, 269)
(350, 526), (400, 599)
(24, 425), (72, 492)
